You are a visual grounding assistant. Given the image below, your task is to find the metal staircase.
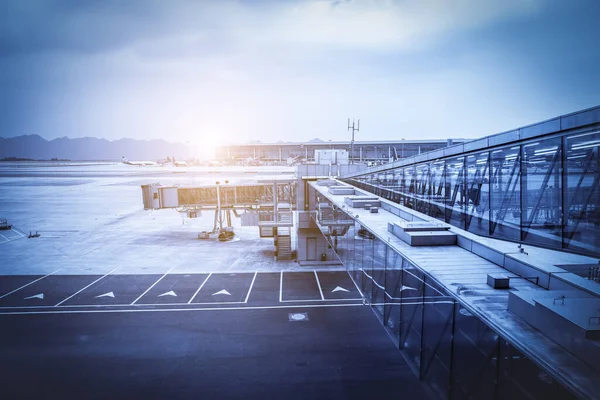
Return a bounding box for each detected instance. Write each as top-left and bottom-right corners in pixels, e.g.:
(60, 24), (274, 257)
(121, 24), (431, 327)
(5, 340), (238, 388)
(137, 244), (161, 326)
(275, 227), (292, 260)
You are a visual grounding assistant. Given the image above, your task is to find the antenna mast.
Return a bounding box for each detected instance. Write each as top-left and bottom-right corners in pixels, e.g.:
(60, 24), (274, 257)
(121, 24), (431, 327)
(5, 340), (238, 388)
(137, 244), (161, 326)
(348, 118), (360, 164)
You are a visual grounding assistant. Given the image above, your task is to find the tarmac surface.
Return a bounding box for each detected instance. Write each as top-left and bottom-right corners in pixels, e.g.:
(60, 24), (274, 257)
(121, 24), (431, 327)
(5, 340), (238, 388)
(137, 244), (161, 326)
(0, 163), (429, 399)
(0, 271), (429, 400)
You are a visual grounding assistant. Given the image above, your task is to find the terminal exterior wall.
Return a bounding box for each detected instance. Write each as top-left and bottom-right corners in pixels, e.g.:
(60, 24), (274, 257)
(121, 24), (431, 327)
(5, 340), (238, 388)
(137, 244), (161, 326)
(342, 110), (600, 258)
(320, 205), (579, 399)
(217, 139), (464, 164)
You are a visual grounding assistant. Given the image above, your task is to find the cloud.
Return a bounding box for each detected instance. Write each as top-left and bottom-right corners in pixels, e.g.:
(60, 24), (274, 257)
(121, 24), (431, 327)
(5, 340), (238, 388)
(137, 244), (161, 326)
(1, 0), (597, 147)
(0, 0), (542, 58)
(266, 0), (541, 51)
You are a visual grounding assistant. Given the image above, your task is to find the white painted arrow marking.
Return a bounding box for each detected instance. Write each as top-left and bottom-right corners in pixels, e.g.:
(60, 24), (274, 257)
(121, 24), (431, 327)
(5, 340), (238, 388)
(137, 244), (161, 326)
(95, 292), (115, 298)
(212, 289), (231, 296)
(24, 293), (44, 300)
(332, 286), (350, 293)
(158, 290), (177, 297)
(400, 285), (417, 292)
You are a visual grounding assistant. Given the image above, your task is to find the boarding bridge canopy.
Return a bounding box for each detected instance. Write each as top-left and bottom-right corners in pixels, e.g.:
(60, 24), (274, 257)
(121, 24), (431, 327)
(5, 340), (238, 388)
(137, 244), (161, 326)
(142, 180), (295, 210)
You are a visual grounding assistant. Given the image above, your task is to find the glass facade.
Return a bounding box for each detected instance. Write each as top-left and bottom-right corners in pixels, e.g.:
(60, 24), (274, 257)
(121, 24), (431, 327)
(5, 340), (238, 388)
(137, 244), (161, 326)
(326, 219), (579, 399)
(344, 128), (600, 257)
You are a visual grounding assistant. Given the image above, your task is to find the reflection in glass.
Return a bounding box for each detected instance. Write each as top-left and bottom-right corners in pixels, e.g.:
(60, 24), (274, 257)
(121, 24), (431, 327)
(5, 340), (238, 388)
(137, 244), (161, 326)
(384, 248), (403, 348)
(371, 237), (386, 316)
(429, 160), (446, 222)
(466, 151), (490, 235)
(565, 130), (600, 253)
(415, 163), (431, 215)
(451, 303), (499, 399)
(400, 261), (424, 369)
(444, 156), (466, 228)
(521, 138), (562, 246)
(490, 146), (521, 240)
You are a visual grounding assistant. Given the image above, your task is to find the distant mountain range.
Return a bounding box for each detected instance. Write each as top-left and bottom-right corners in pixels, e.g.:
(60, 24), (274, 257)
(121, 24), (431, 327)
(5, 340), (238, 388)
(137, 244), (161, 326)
(0, 135), (198, 161)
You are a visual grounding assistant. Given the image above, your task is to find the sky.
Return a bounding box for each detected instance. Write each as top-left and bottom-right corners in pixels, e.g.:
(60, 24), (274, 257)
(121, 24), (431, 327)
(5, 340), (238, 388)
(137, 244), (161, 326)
(1, 0), (599, 150)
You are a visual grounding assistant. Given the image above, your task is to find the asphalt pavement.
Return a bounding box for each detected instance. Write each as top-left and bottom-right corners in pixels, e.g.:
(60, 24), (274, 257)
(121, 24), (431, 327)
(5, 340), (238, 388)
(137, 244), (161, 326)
(0, 271), (429, 399)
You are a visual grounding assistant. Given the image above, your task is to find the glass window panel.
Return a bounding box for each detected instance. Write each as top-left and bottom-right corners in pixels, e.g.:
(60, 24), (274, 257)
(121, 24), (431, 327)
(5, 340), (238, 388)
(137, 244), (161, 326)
(340, 221), (356, 271)
(444, 156), (466, 229)
(382, 170), (394, 201)
(356, 225), (374, 301)
(451, 304), (499, 399)
(522, 137), (562, 246)
(420, 276), (454, 398)
(490, 146), (521, 240)
(565, 130), (600, 255)
(384, 248), (403, 348)
(391, 168), (403, 204)
(466, 151), (490, 235)
(400, 261), (424, 369)
(429, 160), (446, 222)
(404, 165), (416, 209)
(415, 163), (431, 215)
(352, 222), (365, 288)
(496, 339), (578, 400)
(371, 237), (386, 316)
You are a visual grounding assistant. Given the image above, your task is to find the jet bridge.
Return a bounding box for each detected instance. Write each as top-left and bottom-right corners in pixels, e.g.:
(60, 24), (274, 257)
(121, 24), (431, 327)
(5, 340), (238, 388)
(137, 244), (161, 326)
(141, 178), (295, 259)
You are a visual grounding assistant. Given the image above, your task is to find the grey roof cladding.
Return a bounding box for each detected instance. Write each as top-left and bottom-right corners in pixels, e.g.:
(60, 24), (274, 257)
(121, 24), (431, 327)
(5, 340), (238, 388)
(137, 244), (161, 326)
(561, 107), (600, 130)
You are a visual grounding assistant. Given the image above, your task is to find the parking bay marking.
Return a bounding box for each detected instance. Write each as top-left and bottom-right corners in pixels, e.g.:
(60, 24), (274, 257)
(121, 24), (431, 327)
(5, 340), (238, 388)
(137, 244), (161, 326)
(0, 302), (365, 316)
(24, 293), (44, 300)
(131, 266), (175, 305)
(188, 273), (212, 304)
(55, 267), (119, 307)
(0, 272), (363, 308)
(332, 286), (349, 293)
(244, 272), (258, 303)
(314, 270), (325, 301)
(0, 269), (62, 300)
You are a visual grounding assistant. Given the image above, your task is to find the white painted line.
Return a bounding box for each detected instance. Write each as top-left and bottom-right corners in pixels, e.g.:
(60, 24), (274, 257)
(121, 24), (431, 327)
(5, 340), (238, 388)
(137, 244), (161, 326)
(131, 267), (175, 304)
(0, 302), (365, 316)
(131, 267), (175, 305)
(348, 270), (364, 298)
(279, 270), (283, 303)
(0, 269), (62, 299)
(244, 271), (258, 303)
(0, 298), (364, 309)
(13, 229), (25, 238)
(188, 273), (212, 304)
(0, 232), (8, 241)
(55, 267), (119, 306)
(280, 297), (363, 303)
(314, 270), (325, 301)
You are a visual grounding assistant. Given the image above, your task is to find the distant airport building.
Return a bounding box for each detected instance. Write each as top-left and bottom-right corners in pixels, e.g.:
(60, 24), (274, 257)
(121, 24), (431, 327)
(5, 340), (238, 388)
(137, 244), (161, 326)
(215, 138), (466, 164)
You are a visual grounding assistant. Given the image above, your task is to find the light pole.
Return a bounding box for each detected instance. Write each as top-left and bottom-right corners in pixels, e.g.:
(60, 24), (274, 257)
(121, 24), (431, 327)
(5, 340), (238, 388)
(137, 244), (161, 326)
(348, 118), (359, 164)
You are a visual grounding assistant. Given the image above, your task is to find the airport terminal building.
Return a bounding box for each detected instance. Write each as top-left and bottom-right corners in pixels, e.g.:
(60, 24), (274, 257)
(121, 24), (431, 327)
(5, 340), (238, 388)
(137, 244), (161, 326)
(215, 138), (466, 164)
(144, 106), (600, 399)
(296, 106), (600, 399)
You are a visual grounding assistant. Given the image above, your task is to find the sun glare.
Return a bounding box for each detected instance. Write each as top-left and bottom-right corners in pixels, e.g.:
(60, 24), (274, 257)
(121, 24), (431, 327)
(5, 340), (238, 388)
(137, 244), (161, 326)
(192, 135), (222, 160)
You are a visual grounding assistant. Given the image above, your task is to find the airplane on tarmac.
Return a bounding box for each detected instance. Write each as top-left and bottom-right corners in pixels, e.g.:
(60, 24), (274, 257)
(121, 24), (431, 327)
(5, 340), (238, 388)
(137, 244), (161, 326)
(121, 157), (157, 166)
